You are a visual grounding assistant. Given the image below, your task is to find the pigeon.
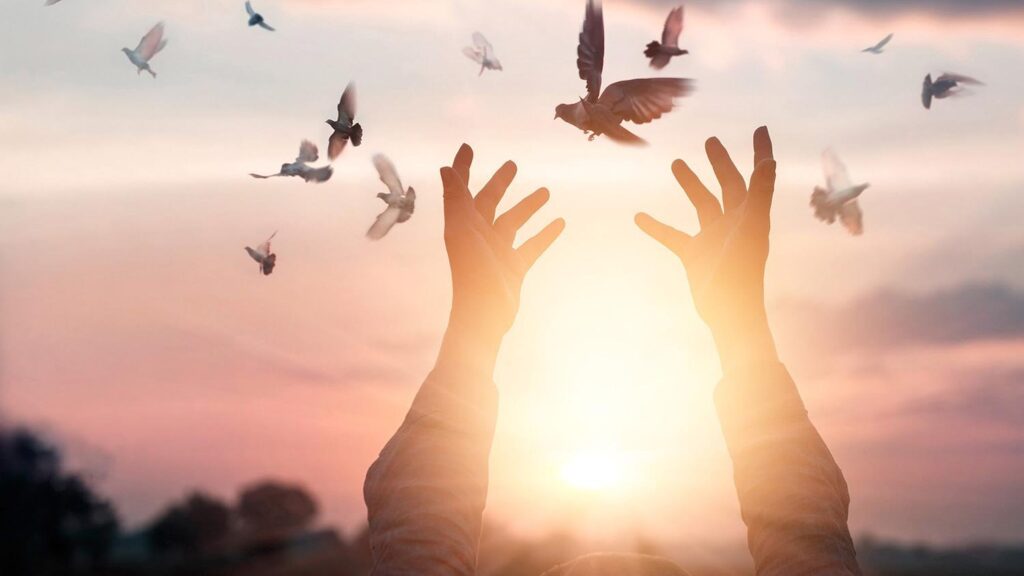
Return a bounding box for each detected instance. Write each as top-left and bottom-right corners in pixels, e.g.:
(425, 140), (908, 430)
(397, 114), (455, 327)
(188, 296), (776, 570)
(644, 6), (687, 69)
(861, 33), (893, 54)
(245, 1), (275, 31)
(244, 231), (278, 275)
(555, 0), (694, 146)
(810, 148), (869, 236)
(367, 154), (415, 240)
(463, 32), (503, 75)
(250, 140), (333, 183)
(326, 82), (362, 160)
(122, 22), (168, 78)
(921, 72), (984, 109)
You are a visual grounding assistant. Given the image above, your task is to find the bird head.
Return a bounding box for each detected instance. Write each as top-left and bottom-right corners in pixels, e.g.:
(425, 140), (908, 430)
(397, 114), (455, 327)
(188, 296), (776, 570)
(493, 60), (503, 71)
(554, 103), (570, 120)
(376, 192), (389, 201)
(325, 119), (337, 129)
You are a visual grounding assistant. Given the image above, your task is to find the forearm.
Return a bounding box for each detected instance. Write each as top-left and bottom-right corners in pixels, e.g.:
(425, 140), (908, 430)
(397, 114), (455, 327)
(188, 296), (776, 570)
(715, 359), (860, 576)
(363, 320), (501, 576)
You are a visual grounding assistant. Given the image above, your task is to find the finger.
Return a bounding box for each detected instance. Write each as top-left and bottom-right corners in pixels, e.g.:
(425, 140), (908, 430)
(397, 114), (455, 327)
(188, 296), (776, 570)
(440, 166), (472, 223)
(452, 143), (473, 185)
(752, 125), (773, 168)
(475, 160), (517, 222)
(494, 187), (549, 241)
(706, 137), (747, 213)
(672, 159), (721, 227)
(634, 212), (692, 258)
(747, 158), (777, 219)
(517, 218), (565, 271)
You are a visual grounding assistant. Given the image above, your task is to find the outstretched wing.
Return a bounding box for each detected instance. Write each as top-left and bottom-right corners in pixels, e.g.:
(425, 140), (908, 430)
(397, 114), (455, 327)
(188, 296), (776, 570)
(839, 200), (863, 236)
(256, 231), (277, 257)
(577, 0), (604, 103)
(136, 22), (167, 61)
(367, 207), (402, 240)
(937, 72), (984, 85)
(337, 82), (356, 123)
(296, 140), (319, 163)
(874, 32), (893, 50)
(245, 246), (265, 263)
(473, 32), (493, 58)
(462, 47), (484, 64)
(662, 6), (684, 48)
(258, 21), (275, 31)
(300, 165), (333, 183)
(372, 154), (404, 197)
(822, 148), (852, 192)
(598, 78), (693, 125)
(245, 1), (256, 17)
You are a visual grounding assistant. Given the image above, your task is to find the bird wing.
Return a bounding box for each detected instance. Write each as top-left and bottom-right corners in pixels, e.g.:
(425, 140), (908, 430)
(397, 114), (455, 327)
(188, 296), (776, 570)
(258, 21), (275, 31)
(300, 165), (333, 183)
(367, 207), (402, 240)
(921, 75), (933, 109)
(245, 1), (256, 16)
(473, 32), (493, 58)
(328, 132), (349, 160)
(250, 172), (282, 179)
(44, 0), (64, 5)
(462, 47), (485, 64)
(822, 148), (852, 192)
(296, 140), (319, 163)
(577, 0), (604, 103)
(839, 200), (864, 236)
(937, 72), (984, 86)
(661, 6), (684, 48)
(598, 78), (693, 125)
(136, 22), (167, 61)
(373, 154), (404, 197)
(245, 246), (265, 263)
(874, 32), (893, 50)
(256, 231), (277, 257)
(337, 82), (356, 123)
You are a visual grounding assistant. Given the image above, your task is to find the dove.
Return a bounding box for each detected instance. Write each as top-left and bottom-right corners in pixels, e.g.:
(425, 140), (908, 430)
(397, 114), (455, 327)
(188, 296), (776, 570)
(250, 140), (333, 183)
(367, 154), (415, 240)
(921, 72), (984, 110)
(244, 231), (278, 275)
(861, 33), (893, 54)
(122, 22), (168, 78)
(326, 82), (363, 160)
(810, 149), (869, 236)
(555, 0), (694, 146)
(644, 6), (688, 70)
(245, 1), (275, 31)
(463, 32), (503, 75)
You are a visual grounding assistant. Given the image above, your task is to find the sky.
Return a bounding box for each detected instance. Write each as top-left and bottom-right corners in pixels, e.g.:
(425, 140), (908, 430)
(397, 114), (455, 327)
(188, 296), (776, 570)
(2, 0), (1024, 551)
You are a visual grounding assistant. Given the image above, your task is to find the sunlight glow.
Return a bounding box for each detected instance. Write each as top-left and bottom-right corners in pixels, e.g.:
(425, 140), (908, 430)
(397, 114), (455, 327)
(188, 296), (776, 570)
(560, 449), (626, 491)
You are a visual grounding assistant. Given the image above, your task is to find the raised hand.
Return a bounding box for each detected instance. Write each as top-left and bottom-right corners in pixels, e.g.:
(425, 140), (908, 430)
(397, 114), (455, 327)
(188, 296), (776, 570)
(438, 144), (565, 371)
(636, 126), (778, 372)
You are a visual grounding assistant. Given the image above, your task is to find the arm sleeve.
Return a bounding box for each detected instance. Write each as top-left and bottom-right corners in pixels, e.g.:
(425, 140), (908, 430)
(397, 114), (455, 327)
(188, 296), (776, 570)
(715, 362), (862, 576)
(363, 365), (498, 576)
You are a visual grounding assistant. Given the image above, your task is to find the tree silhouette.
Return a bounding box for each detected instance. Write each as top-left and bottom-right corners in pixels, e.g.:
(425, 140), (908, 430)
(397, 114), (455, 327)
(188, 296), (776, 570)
(148, 492), (232, 558)
(237, 480), (317, 542)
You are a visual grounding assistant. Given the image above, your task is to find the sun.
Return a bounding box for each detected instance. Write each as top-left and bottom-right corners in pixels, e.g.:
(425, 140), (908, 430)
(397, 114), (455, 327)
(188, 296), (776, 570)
(560, 449), (626, 492)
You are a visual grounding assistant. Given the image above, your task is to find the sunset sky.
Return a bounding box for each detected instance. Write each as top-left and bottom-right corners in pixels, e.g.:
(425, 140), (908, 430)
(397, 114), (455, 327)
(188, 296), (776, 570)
(2, 0), (1024, 551)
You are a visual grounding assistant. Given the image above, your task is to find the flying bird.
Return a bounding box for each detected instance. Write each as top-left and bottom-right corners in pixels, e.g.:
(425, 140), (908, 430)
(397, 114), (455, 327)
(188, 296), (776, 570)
(245, 1), (275, 31)
(810, 149), (869, 236)
(463, 32), (503, 75)
(921, 72), (984, 109)
(367, 154), (415, 240)
(122, 22), (168, 78)
(326, 82), (362, 160)
(644, 6), (688, 69)
(44, 0), (65, 5)
(244, 231), (278, 275)
(861, 33), (893, 54)
(555, 0), (694, 146)
(250, 140), (333, 183)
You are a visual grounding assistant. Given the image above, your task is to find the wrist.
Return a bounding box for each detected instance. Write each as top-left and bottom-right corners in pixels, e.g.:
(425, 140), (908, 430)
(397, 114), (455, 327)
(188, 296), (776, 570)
(710, 308), (779, 376)
(436, 312), (504, 380)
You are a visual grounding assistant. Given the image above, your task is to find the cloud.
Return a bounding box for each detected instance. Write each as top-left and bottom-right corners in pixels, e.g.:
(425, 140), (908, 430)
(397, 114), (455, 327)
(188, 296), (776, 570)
(629, 0), (1024, 19)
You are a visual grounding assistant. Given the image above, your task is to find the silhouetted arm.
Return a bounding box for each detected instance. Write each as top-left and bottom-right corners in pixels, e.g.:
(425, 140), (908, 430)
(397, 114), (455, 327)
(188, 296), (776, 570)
(637, 127), (861, 575)
(363, 144), (564, 576)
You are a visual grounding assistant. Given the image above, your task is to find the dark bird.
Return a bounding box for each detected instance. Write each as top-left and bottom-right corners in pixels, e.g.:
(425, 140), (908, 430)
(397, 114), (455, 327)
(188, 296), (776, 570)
(245, 1), (275, 31)
(326, 82), (362, 160)
(922, 72), (984, 109)
(644, 6), (687, 69)
(861, 33), (893, 54)
(555, 0), (694, 146)
(244, 231), (278, 275)
(250, 140), (333, 183)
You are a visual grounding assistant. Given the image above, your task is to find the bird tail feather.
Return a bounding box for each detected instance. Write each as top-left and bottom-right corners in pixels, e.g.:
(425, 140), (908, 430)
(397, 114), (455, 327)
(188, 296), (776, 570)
(350, 123), (363, 147)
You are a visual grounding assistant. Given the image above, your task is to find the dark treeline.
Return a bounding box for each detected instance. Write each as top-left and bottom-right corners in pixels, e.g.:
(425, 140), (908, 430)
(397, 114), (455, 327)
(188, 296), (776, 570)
(3, 426), (1023, 576)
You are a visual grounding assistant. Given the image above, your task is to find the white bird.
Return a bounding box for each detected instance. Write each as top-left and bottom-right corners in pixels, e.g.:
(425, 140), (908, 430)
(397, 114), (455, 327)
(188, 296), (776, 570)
(367, 154), (416, 240)
(122, 22), (168, 78)
(244, 231), (278, 275)
(250, 140), (333, 183)
(245, 1), (275, 31)
(644, 6), (688, 69)
(462, 32), (503, 75)
(810, 149), (869, 236)
(862, 33), (893, 54)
